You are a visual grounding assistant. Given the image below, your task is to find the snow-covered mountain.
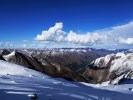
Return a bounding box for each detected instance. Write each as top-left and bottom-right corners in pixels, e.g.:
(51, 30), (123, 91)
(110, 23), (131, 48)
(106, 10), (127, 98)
(1, 60), (133, 100)
(83, 52), (133, 84)
(1, 48), (133, 85)
(1, 50), (87, 82)
(0, 48), (113, 83)
(0, 48), (119, 72)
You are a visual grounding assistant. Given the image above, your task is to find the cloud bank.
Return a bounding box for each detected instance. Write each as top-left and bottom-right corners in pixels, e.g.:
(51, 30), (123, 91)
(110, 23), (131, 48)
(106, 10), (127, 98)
(34, 21), (133, 48)
(118, 38), (133, 44)
(0, 42), (14, 47)
(35, 22), (107, 45)
(1, 21), (133, 49)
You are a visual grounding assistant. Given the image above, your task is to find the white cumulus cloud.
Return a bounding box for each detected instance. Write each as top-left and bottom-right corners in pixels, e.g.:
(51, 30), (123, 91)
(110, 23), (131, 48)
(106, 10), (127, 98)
(35, 22), (65, 41)
(35, 22), (107, 45)
(66, 31), (107, 44)
(34, 21), (133, 48)
(118, 38), (133, 44)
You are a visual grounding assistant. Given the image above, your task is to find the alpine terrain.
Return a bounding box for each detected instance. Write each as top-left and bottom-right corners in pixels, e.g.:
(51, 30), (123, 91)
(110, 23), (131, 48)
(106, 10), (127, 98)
(0, 48), (133, 100)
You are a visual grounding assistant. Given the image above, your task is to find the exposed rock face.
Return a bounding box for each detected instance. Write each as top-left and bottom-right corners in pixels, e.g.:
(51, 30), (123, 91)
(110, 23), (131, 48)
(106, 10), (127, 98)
(1, 48), (132, 84)
(3, 51), (45, 72)
(2, 50), (87, 82)
(30, 48), (116, 72)
(0, 49), (10, 55)
(0, 49), (10, 60)
(83, 52), (133, 84)
(0, 55), (5, 60)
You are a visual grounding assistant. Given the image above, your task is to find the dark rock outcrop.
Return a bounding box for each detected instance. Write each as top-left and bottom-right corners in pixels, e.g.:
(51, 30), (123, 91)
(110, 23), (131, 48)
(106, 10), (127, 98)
(2, 51), (87, 82)
(83, 52), (133, 84)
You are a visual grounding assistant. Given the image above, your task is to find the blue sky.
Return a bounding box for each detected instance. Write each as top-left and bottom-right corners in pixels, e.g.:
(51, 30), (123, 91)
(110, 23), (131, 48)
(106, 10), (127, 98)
(0, 0), (133, 49)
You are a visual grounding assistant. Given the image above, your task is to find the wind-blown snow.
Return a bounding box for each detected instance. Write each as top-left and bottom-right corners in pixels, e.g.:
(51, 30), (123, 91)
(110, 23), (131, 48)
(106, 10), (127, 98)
(90, 52), (133, 85)
(0, 60), (48, 78)
(92, 54), (115, 68)
(93, 52), (133, 74)
(3, 51), (15, 61)
(110, 53), (133, 73)
(0, 60), (133, 100)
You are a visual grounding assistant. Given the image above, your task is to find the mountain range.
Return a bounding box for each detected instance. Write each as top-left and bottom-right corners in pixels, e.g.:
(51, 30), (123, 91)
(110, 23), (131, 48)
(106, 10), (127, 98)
(0, 48), (133, 85)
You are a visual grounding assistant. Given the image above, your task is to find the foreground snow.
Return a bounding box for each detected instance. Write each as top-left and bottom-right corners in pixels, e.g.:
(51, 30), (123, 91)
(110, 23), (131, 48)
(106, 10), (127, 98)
(0, 60), (133, 100)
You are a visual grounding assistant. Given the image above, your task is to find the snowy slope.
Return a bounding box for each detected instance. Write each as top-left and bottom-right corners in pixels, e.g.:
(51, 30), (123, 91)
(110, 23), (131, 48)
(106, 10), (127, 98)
(92, 52), (133, 72)
(3, 51), (15, 61)
(92, 53), (115, 68)
(0, 60), (133, 100)
(88, 52), (133, 84)
(109, 53), (133, 73)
